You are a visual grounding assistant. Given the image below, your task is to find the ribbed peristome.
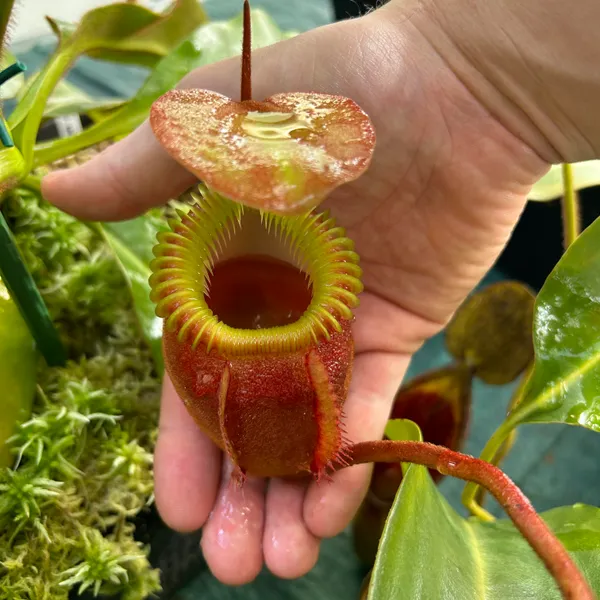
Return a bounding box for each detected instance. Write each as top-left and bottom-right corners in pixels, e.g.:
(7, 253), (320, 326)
(149, 184), (363, 356)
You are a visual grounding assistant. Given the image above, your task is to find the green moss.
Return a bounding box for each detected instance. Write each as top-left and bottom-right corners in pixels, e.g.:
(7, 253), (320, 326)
(0, 188), (163, 599)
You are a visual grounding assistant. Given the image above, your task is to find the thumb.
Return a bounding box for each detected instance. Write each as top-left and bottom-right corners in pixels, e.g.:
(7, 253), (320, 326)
(42, 125), (195, 221)
(41, 20), (350, 221)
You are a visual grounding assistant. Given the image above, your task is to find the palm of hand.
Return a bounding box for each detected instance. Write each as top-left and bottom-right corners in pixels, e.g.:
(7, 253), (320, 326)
(43, 6), (548, 586)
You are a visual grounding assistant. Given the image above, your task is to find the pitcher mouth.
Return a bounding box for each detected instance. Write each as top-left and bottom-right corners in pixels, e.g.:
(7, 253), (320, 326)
(149, 184), (363, 356)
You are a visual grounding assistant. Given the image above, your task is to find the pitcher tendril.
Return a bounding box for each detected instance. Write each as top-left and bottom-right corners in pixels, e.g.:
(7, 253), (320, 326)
(342, 441), (595, 600)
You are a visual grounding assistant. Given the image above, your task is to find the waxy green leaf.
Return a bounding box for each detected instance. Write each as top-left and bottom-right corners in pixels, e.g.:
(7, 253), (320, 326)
(368, 422), (600, 599)
(97, 215), (169, 376)
(508, 215), (600, 431)
(46, 0), (207, 67)
(530, 161), (600, 202)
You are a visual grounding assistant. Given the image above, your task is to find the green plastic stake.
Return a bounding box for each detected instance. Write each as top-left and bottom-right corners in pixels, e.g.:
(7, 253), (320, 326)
(0, 62), (26, 147)
(0, 211), (66, 366)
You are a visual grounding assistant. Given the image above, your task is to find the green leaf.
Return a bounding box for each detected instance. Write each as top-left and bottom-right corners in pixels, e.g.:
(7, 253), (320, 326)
(33, 7), (298, 167)
(33, 39), (202, 167)
(353, 420), (423, 569)
(7, 52), (73, 136)
(96, 216), (169, 376)
(36, 76), (124, 120)
(190, 7), (298, 65)
(8, 0), (206, 170)
(14, 70), (123, 119)
(0, 144), (25, 197)
(385, 419), (423, 445)
(369, 426), (600, 599)
(529, 161), (600, 202)
(103, 215), (166, 268)
(7, 46), (88, 171)
(46, 0), (207, 67)
(505, 215), (600, 431)
(44, 88), (122, 120)
(0, 278), (37, 468)
(0, 211), (65, 366)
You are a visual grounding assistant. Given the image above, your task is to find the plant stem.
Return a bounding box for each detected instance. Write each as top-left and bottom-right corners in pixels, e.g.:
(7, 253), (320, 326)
(460, 421), (511, 521)
(465, 364), (532, 514)
(21, 174), (41, 193)
(241, 0), (252, 101)
(8, 47), (78, 169)
(0, 145), (25, 197)
(473, 427), (517, 508)
(343, 440), (595, 600)
(561, 163), (580, 250)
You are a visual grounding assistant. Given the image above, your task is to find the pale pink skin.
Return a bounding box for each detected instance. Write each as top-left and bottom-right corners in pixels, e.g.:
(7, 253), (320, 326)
(43, 2), (551, 587)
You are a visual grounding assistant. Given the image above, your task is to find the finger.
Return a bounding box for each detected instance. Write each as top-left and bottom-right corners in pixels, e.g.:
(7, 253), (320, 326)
(154, 374), (221, 532)
(304, 351), (409, 538)
(41, 25), (330, 222)
(200, 460), (267, 586)
(263, 479), (320, 579)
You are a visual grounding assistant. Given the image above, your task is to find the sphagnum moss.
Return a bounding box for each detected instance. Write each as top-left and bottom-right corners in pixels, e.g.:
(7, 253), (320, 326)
(0, 186), (163, 599)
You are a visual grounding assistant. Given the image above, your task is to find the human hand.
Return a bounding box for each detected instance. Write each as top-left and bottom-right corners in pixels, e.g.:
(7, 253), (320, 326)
(42, 0), (581, 586)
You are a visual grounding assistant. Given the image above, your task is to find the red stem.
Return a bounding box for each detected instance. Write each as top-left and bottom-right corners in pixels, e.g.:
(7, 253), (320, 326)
(241, 0), (252, 102)
(342, 441), (595, 600)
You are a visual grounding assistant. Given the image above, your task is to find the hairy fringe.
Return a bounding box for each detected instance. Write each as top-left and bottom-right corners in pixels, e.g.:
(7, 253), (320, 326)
(0, 0), (20, 59)
(340, 0), (390, 19)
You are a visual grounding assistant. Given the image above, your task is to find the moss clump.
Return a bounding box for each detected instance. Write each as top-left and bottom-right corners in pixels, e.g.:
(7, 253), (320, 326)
(0, 188), (163, 599)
